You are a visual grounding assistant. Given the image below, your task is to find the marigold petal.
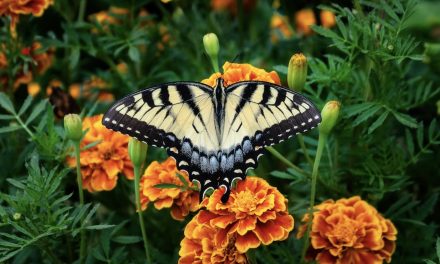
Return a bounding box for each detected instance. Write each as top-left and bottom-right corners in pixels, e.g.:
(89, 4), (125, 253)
(211, 214), (237, 229)
(235, 232), (260, 253)
(236, 217), (257, 236)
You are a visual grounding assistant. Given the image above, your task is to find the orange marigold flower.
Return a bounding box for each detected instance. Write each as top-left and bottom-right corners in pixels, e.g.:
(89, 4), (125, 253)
(27, 82), (40, 97)
(201, 62), (281, 87)
(295, 8), (316, 36)
(140, 157), (199, 221)
(66, 114), (134, 192)
(0, 0), (52, 33)
(211, 0), (257, 14)
(179, 213), (248, 264)
(196, 177), (294, 253)
(320, 10), (336, 29)
(271, 13), (294, 43)
(297, 196), (397, 264)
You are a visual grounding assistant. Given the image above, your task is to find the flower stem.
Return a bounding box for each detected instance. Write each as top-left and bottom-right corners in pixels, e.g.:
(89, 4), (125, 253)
(301, 133), (327, 263)
(77, 0), (86, 22)
(266, 146), (307, 176)
(297, 135), (313, 168)
(73, 143), (86, 264)
(134, 164), (152, 264)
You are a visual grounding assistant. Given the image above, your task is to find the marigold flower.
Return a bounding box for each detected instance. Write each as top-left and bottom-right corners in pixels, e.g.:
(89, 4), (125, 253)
(66, 114), (134, 192)
(271, 13), (294, 43)
(27, 82), (40, 97)
(140, 157), (199, 221)
(179, 214), (248, 264)
(320, 10), (336, 29)
(295, 9), (316, 36)
(196, 177), (294, 253)
(297, 196), (397, 264)
(0, 0), (52, 33)
(211, 0), (257, 14)
(201, 62), (281, 87)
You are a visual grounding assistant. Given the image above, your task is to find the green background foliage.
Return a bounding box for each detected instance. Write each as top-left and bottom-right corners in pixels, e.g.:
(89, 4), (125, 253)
(0, 0), (439, 263)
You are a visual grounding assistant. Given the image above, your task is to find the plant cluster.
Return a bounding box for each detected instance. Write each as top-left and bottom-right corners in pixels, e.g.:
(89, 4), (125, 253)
(0, 0), (439, 263)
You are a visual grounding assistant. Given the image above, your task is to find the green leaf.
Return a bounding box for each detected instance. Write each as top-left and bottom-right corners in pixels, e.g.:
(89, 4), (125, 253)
(423, 260), (436, 264)
(112, 236), (143, 244)
(310, 25), (340, 40)
(270, 171), (295, 180)
(25, 100), (47, 125)
(18, 96), (33, 116)
(392, 112), (418, 128)
(0, 114), (14, 120)
(128, 46), (140, 62)
(0, 92), (15, 114)
(85, 224), (115, 230)
(353, 105), (382, 126)
(70, 46), (81, 69)
(273, 65), (288, 75)
(176, 172), (189, 187)
(153, 183), (183, 189)
(368, 111), (389, 134)
(436, 237), (440, 261)
(0, 126), (21, 134)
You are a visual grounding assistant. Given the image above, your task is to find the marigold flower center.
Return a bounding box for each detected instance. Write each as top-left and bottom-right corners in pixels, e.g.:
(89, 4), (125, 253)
(330, 220), (358, 245)
(234, 191), (258, 212)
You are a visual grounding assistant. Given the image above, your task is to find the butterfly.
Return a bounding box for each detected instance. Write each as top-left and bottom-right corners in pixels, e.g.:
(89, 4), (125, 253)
(102, 78), (321, 203)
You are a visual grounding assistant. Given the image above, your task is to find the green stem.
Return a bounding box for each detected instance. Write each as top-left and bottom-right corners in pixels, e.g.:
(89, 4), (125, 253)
(266, 146), (307, 176)
(74, 143), (86, 264)
(77, 0), (86, 22)
(42, 245), (63, 264)
(212, 57), (220, 73)
(301, 133), (327, 263)
(297, 135), (314, 168)
(16, 115), (35, 140)
(134, 164), (152, 264)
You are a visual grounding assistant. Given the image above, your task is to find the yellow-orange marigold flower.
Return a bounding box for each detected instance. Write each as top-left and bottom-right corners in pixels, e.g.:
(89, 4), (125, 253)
(66, 114), (134, 192)
(179, 213), (248, 264)
(140, 157), (199, 221)
(271, 13), (294, 43)
(297, 196), (397, 264)
(295, 8), (316, 36)
(320, 10), (336, 29)
(201, 62), (281, 87)
(196, 177), (294, 253)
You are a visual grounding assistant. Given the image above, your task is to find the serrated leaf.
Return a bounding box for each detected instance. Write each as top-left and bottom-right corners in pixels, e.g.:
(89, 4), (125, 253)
(0, 92), (15, 114)
(392, 112), (418, 128)
(344, 103), (375, 118)
(368, 111), (389, 134)
(311, 25), (340, 40)
(6, 178), (26, 189)
(18, 96), (33, 116)
(405, 129), (414, 156)
(25, 100), (47, 125)
(112, 236), (143, 244)
(353, 105), (382, 126)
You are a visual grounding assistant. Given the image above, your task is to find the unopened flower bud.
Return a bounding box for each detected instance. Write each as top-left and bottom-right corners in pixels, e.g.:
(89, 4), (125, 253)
(64, 114), (83, 141)
(319, 101), (341, 135)
(203, 33), (220, 72)
(128, 138), (148, 167)
(13, 213), (21, 220)
(288, 53), (307, 92)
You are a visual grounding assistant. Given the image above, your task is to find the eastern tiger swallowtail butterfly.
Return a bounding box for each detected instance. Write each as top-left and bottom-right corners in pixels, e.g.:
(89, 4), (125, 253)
(103, 78), (321, 203)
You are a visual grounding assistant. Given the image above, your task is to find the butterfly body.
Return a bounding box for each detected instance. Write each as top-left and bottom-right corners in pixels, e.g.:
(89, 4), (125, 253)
(103, 78), (321, 203)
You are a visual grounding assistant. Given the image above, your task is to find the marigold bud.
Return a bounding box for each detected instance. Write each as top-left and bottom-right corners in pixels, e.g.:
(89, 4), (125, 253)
(288, 53), (307, 92)
(13, 213), (21, 220)
(319, 101), (340, 135)
(203, 33), (220, 72)
(64, 114), (83, 141)
(128, 138), (148, 167)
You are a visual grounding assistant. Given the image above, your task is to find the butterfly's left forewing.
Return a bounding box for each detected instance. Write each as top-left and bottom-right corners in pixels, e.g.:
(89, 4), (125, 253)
(216, 81), (321, 201)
